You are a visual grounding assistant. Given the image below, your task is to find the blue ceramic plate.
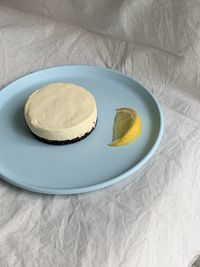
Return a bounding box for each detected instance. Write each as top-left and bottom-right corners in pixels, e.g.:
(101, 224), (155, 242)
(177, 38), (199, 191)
(0, 65), (163, 194)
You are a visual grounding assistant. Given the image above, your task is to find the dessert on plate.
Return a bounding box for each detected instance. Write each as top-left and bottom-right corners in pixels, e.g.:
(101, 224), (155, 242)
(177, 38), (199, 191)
(24, 83), (97, 144)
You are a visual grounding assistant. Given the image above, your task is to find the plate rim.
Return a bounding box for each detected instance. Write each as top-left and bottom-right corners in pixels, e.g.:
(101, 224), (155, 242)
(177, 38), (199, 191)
(0, 65), (164, 194)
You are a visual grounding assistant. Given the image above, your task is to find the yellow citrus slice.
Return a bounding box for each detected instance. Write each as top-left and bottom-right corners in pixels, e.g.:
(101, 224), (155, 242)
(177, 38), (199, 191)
(109, 108), (142, 147)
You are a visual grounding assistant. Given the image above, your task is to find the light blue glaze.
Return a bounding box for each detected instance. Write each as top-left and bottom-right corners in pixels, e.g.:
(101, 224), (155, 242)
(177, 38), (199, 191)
(0, 65), (164, 194)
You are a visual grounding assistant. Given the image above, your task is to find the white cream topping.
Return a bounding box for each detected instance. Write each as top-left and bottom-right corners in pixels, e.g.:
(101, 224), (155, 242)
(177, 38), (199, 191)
(24, 83), (97, 141)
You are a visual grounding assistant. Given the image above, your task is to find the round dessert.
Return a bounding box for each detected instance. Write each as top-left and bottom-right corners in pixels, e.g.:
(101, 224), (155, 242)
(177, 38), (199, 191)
(24, 83), (97, 144)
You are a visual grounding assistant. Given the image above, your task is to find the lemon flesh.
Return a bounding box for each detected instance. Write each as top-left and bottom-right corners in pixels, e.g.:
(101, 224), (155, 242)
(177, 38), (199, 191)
(110, 108), (142, 147)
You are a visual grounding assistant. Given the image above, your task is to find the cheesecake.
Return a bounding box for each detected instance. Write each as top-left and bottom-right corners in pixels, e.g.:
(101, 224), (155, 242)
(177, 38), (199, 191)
(24, 83), (97, 144)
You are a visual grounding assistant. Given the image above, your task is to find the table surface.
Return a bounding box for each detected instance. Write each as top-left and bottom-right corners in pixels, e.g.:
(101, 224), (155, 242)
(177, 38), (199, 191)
(1, 1), (200, 267)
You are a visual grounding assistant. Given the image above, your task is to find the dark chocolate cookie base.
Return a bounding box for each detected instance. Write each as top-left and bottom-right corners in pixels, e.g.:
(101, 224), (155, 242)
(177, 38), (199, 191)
(31, 122), (97, 145)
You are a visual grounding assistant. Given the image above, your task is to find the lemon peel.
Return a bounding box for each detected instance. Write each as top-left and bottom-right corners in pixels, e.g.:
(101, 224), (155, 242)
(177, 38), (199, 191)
(109, 108), (142, 147)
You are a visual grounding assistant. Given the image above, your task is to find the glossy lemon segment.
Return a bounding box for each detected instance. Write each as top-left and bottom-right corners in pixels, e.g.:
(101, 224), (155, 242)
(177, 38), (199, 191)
(110, 108), (142, 147)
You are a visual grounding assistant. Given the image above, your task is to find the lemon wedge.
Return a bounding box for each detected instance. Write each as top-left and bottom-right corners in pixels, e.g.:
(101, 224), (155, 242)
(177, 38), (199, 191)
(109, 108), (142, 147)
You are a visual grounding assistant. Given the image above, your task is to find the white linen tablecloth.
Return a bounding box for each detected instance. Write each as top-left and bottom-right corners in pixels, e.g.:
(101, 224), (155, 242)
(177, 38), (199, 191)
(0, 1), (200, 266)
